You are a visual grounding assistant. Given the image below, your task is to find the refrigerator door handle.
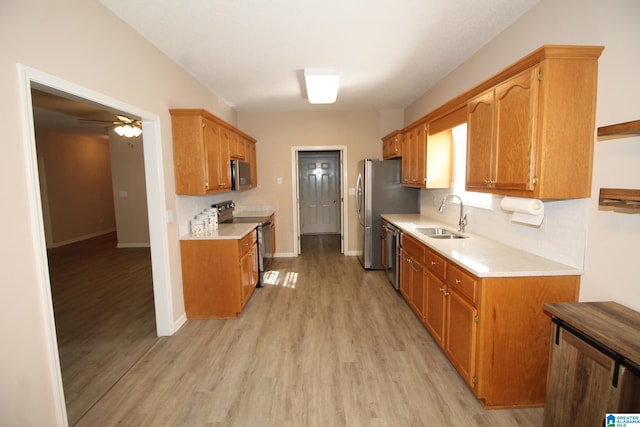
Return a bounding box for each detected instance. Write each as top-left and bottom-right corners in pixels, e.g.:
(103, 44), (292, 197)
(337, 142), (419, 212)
(356, 172), (364, 225)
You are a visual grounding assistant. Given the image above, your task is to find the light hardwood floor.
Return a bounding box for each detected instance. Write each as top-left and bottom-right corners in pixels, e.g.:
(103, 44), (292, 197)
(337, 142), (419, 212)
(76, 234), (543, 426)
(48, 232), (157, 425)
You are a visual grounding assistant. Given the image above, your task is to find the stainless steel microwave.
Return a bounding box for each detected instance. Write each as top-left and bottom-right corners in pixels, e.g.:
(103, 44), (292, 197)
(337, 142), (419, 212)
(230, 160), (252, 191)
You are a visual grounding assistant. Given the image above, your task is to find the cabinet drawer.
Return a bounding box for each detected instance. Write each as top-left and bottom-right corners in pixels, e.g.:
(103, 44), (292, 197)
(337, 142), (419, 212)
(447, 263), (478, 305)
(426, 248), (447, 281)
(401, 233), (425, 262)
(239, 230), (256, 253)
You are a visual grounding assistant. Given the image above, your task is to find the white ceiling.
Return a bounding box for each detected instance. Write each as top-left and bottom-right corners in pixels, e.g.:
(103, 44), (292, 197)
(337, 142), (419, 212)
(100, 0), (539, 112)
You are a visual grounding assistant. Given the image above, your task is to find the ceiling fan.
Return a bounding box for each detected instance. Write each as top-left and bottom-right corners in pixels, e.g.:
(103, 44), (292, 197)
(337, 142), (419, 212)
(78, 114), (142, 138)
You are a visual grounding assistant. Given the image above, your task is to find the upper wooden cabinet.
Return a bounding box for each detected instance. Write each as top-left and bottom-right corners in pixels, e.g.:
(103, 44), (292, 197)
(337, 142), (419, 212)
(389, 45), (603, 199)
(170, 109), (257, 195)
(466, 45), (604, 199)
(382, 130), (402, 159)
(401, 124), (426, 187)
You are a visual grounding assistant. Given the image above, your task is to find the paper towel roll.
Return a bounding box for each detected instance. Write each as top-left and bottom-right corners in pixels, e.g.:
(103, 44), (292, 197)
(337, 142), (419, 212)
(500, 197), (544, 215)
(500, 197), (545, 226)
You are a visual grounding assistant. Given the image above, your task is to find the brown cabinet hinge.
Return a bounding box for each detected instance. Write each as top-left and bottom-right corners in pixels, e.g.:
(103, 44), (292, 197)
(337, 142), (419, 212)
(474, 315), (480, 323)
(538, 70), (543, 81)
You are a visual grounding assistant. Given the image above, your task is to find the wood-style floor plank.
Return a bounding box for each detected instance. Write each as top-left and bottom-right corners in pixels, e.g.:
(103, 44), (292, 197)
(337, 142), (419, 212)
(48, 232), (157, 425)
(76, 234), (542, 426)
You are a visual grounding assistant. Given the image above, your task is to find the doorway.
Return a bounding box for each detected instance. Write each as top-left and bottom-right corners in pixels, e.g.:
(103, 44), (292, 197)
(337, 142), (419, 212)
(291, 146), (348, 256)
(31, 88), (157, 424)
(18, 65), (174, 425)
(298, 151), (341, 235)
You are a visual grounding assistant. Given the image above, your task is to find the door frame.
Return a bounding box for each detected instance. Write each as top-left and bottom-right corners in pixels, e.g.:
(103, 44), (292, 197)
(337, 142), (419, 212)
(291, 146), (347, 255)
(17, 65), (175, 425)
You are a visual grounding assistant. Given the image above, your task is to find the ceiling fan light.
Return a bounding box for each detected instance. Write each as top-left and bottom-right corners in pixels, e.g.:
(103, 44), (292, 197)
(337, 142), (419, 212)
(114, 124), (142, 138)
(304, 68), (340, 104)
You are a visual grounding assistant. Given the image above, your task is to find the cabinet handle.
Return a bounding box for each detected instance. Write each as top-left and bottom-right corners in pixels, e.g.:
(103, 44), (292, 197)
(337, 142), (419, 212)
(431, 261), (437, 266)
(455, 279), (462, 284)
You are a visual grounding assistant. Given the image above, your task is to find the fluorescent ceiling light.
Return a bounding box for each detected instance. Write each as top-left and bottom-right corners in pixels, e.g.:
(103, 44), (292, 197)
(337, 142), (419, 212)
(304, 68), (340, 104)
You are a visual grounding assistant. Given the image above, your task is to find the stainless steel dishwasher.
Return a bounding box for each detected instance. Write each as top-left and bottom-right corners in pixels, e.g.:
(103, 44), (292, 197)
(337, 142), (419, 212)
(384, 222), (402, 290)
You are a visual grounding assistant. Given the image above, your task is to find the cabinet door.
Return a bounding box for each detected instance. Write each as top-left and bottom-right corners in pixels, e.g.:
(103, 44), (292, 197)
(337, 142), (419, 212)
(240, 241), (258, 307)
(466, 90), (494, 191)
(248, 141), (257, 187)
(401, 130), (412, 185)
(409, 259), (425, 320)
(218, 128), (232, 190)
(413, 124), (426, 187)
(425, 272), (446, 348)
(399, 249), (411, 300)
(493, 67), (539, 192)
(445, 289), (478, 389)
(203, 118), (223, 193)
(543, 326), (625, 426)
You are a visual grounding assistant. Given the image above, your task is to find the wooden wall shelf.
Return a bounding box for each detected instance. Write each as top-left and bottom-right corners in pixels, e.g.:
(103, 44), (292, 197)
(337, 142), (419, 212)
(599, 188), (640, 210)
(597, 120), (640, 137)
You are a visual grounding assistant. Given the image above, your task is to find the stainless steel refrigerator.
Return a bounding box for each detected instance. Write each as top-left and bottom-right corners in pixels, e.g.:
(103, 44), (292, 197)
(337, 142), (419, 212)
(356, 158), (419, 269)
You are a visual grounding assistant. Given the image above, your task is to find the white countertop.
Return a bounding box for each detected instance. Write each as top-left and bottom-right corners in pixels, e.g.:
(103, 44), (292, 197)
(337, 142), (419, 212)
(234, 209), (275, 218)
(180, 222), (258, 240)
(382, 214), (582, 278)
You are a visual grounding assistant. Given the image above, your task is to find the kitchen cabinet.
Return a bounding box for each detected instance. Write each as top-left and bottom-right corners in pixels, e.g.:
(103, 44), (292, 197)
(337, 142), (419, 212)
(424, 248), (447, 347)
(180, 230), (258, 318)
(397, 232), (580, 407)
(229, 133), (246, 160)
(399, 233), (425, 320)
(444, 263), (478, 389)
(399, 118), (453, 189)
(543, 302), (640, 426)
(382, 131), (402, 159)
(247, 140), (258, 187)
(401, 124), (426, 188)
(465, 45), (604, 199)
(170, 109), (257, 195)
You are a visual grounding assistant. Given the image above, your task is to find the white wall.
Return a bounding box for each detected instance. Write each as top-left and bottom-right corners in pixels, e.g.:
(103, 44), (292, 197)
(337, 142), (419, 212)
(406, 0), (640, 310)
(0, 0), (236, 424)
(109, 132), (150, 247)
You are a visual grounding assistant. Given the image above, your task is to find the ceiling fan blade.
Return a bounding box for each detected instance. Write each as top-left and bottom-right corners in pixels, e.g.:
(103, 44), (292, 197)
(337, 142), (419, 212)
(78, 118), (117, 125)
(116, 115), (134, 124)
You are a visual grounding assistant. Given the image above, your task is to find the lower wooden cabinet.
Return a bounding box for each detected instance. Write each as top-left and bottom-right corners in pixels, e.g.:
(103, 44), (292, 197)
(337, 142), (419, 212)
(400, 234), (425, 321)
(180, 231), (258, 319)
(398, 234), (580, 408)
(543, 302), (640, 426)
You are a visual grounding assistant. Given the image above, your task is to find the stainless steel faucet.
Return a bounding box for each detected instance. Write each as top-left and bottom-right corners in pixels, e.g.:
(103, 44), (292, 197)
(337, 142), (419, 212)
(439, 194), (467, 233)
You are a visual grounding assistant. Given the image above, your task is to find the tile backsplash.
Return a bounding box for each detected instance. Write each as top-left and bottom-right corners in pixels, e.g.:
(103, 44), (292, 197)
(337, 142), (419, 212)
(421, 189), (588, 269)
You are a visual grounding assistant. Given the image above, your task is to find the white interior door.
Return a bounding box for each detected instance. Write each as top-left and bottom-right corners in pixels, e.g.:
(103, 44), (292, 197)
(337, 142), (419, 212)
(299, 152), (340, 234)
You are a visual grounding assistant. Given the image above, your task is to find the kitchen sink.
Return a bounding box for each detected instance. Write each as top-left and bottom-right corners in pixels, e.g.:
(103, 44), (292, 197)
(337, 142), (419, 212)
(414, 227), (467, 239)
(428, 234), (467, 239)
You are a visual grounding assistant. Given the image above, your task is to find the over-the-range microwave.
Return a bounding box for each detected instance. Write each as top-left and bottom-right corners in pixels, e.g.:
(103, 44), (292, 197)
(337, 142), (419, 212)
(230, 160), (252, 191)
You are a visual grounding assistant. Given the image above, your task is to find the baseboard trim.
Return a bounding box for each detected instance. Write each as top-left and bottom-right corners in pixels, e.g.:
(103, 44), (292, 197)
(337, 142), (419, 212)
(117, 242), (151, 248)
(48, 228), (116, 248)
(173, 313), (188, 335)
